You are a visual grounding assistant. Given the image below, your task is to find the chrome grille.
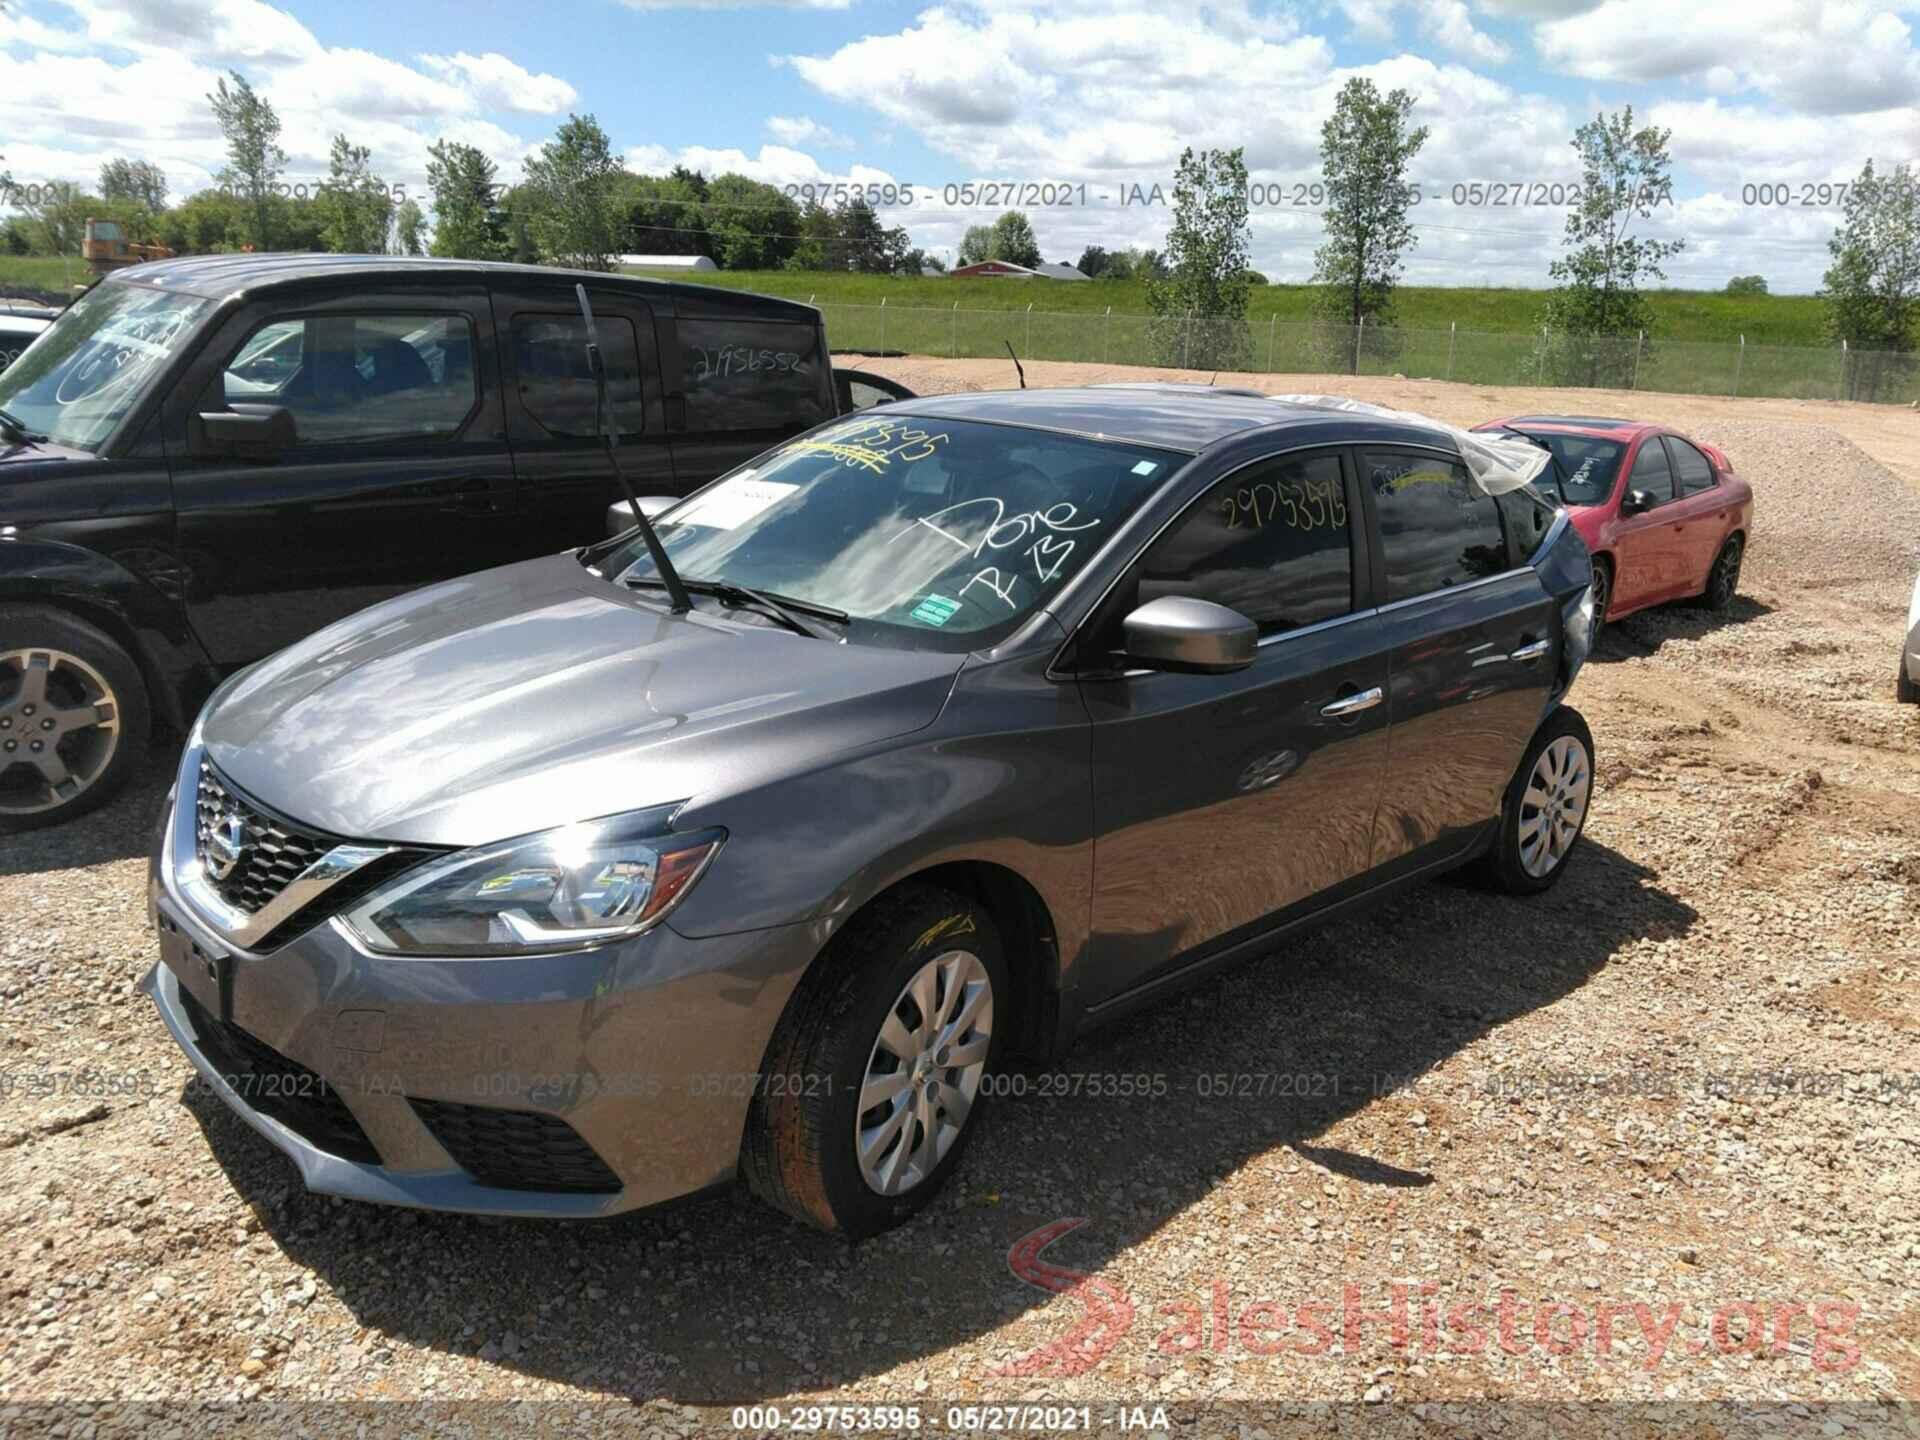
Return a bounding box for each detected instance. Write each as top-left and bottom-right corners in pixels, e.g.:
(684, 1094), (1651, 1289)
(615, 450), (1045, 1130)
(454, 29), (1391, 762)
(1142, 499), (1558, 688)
(194, 759), (338, 915)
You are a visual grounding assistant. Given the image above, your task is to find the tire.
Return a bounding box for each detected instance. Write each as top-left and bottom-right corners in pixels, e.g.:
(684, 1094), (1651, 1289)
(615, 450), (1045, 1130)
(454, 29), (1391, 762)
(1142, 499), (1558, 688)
(1695, 534), (1744, 611)
(1587, 557), (1612, 649)
(743, 883), (1006, 1238)
(1899, 657), (1919, 705)
(1478, 706), (1594, 896)
(0, 606), (150, 833)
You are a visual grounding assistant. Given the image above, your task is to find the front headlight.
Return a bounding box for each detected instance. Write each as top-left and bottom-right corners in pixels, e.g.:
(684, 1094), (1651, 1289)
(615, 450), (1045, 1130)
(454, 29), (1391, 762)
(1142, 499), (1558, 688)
(337, 808), (724, 957)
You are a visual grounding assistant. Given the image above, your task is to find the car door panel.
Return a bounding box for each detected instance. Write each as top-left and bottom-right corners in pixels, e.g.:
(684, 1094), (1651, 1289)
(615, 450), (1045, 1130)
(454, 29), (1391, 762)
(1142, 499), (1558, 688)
(164, 288), (520, 666)
(1080, 447), (1389, 1006)
(1358, 445), (1555, 869)
(491, 285), (677, 557)
(1609, 436), (1683, 611)
(1370, 573), (1557, 867)
(665, 306), (837, 492)
(1662, 435), (1731, 588)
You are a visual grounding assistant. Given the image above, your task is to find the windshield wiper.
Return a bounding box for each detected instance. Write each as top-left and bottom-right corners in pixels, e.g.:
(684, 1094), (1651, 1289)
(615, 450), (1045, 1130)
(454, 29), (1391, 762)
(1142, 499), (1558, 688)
(626, 576), (843, 640)
(1491, 425), (1568, 502)
(0, 407), (47, 447)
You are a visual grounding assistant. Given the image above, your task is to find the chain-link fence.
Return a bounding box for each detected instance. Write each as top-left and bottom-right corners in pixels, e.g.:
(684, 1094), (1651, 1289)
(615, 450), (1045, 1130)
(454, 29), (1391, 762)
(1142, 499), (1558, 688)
(819, 302), (1920, 405)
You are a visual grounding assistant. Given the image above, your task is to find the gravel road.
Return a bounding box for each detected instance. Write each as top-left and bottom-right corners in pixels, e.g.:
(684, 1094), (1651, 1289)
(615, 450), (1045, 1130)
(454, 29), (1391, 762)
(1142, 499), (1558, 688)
(2, 364), (1916, 1431)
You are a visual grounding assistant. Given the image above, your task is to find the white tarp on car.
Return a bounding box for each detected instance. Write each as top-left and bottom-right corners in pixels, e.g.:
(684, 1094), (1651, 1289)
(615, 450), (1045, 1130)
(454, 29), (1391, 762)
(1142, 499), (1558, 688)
(1267, 393), (1550, 496)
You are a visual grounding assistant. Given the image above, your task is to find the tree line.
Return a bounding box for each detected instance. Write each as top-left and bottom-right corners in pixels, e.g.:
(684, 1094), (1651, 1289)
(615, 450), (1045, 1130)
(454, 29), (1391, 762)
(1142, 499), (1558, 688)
(5, 65), (1915, 396)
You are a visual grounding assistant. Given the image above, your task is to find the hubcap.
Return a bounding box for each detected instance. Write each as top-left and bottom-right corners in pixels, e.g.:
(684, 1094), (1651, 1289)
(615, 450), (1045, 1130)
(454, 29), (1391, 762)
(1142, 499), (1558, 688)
(0, 649), (121, 816)
(1517, 735), (1590, 879)
(856, 948), (993, 1196)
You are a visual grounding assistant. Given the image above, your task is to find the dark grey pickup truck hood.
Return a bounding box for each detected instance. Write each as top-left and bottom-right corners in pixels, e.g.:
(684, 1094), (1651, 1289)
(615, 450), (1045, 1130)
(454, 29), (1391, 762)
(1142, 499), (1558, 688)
(202, 553), (965, 846)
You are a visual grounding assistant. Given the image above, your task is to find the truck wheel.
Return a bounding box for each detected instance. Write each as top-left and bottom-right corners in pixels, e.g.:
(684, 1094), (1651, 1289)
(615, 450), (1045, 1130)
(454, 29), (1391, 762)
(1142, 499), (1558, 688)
(1478, 706), (1594, 896)
(743, 884), (1004, 1238)
(0, 606), (150, 833)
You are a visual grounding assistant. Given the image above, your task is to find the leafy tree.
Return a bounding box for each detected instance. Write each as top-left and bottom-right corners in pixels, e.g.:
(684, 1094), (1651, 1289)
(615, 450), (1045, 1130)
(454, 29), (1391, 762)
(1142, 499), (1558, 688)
(1725, 274), (1768, 296)
(1243, 268), (1269, 286)
(835, 196), (910, 274)
(986, 210), (1042, 268)
(207, 71), (287, 251)
(156, 188), (250, 253)
(1076, 244), (1111, 279)
(392, 197), (426, 256)
(701, 173), (800, 269)
(522, 113), (623, 270)
(1539, 106), (1684, 385)
(1312, 77), (1428, 367)
(425, 140), (508, 260)
(1147, 146), (1253, 369)
(1821, 159), (1920, 399)
(98, 158), (168, 211)
(614, 170), (710, 257)
(957, 224), (993, 266)
(784, 200), (840, 270)
(315, 135), (392, 254)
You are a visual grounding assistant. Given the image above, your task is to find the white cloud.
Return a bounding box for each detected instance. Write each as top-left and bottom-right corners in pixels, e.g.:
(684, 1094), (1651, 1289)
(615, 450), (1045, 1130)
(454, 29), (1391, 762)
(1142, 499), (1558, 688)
(419, 52), (578, 115)
(1415, 0), (1511, 62)
(766, 114), (855, 149)
(0, 0), (579, 208)
(617, 0), (850, 8)
(1534, 0), (1920, 115)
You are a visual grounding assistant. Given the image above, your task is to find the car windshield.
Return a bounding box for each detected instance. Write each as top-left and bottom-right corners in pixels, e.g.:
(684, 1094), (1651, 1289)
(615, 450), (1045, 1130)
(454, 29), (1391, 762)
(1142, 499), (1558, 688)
(603, 412), (1185, 651)
(0, 282), (209, 452)
(1506, 430), (1624, 506)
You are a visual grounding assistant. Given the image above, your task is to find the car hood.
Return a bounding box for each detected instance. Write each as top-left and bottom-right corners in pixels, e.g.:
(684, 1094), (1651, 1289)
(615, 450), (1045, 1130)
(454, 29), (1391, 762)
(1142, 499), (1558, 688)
(202, 553), (966, 846)
(0, 439), (91, 469)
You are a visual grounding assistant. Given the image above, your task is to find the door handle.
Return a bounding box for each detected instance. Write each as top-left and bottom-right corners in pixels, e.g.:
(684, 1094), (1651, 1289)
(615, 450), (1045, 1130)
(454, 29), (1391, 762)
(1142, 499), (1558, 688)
(1320, 686), (1383, 718)
(1509, 638), (1551, 663)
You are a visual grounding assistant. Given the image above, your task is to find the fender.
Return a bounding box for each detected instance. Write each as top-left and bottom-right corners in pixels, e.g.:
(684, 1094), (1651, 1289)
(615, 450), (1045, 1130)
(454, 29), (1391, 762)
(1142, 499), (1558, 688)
(0, 535), (217, 732)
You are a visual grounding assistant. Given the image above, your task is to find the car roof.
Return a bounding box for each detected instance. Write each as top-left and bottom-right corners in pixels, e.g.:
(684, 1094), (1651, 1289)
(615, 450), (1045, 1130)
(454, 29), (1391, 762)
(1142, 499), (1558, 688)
(104, 253), (823, 322)
(1493, 414), (1661, 438)
(880, 383), (1459, 455)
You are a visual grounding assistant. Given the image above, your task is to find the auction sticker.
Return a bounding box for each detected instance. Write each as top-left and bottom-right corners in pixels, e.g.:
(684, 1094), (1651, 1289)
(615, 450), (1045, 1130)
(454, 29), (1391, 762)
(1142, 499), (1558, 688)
(674, 472), (797, 529)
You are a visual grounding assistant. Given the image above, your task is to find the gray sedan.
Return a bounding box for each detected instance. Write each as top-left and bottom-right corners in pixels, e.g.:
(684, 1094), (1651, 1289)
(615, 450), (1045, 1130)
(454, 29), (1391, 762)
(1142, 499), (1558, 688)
(146, 385), (1596, 1236)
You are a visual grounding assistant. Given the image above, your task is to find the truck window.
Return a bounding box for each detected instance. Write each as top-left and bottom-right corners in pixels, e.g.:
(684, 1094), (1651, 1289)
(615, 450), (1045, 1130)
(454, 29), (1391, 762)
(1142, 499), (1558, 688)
(220, 313), (478, 445)
(679, 317), (831, 430)
(512, 313), (645, 437)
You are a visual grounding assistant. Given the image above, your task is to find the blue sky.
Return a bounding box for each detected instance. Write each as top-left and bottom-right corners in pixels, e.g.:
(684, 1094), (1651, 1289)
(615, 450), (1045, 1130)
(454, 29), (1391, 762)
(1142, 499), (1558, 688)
(6, 0), (1918, 291)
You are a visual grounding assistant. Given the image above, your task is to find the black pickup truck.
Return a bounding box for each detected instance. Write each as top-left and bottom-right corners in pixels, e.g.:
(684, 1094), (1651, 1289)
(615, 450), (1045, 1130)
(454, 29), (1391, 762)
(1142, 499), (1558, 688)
(0, 254), (909, 829)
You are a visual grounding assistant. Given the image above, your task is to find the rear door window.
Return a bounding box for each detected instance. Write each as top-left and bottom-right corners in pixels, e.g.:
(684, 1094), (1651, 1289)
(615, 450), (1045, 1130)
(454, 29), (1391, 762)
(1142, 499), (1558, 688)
(1627, 437), (1675, 505)
(512, 313), (645, 437)
(220, 312), (479, 445)
(1363, 449), (1509, 602)
(1136, 451), (1355, 635)
(1664, 436), (1717, 495)
(679, 317), (831, 430)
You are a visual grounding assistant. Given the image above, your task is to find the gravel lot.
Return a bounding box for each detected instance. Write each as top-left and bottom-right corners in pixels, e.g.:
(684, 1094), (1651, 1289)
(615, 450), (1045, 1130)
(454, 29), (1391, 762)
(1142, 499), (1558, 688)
(2, 364), (1917, 1429)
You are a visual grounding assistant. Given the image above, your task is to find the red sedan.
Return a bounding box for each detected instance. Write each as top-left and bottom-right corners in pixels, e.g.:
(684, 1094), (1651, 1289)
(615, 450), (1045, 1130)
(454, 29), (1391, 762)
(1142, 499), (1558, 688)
(1473, 415), (1754, 643)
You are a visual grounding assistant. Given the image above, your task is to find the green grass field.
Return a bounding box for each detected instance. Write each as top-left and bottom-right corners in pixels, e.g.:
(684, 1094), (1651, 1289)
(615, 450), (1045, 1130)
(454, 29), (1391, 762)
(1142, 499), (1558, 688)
(0, 255), (93, 300)
(0, 251), (1830, 344)
(635, 270), (1834, 347)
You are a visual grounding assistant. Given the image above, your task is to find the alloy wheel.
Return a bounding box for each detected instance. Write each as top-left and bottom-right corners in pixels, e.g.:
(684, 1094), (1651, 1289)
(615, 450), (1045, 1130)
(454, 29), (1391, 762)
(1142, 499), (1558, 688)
(0, 648), (122, 816)
(1589, 564), (1610, 645)
(1710, 539), (1743, 608)
(1517, 734), (1590, 879)
(855, 948), (993, 1196)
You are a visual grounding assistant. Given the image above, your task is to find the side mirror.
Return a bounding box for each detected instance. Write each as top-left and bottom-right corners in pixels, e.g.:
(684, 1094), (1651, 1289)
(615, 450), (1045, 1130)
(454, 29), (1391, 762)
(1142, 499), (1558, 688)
(191, 404), (294, 461)
(1620, 488), (1656, 516)
(1122, 596), (1257, 674)
(605, 495), (680, 537)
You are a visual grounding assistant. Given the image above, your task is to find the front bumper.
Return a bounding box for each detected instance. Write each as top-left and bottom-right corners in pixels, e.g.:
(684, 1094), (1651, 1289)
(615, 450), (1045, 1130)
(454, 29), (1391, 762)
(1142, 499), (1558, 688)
(145, 762), (821, 1218)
